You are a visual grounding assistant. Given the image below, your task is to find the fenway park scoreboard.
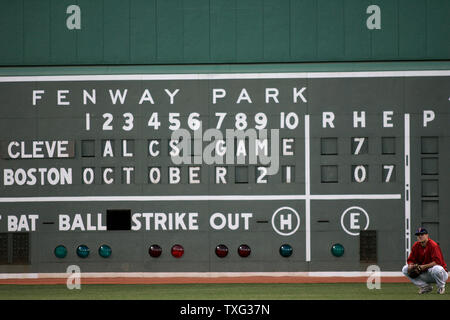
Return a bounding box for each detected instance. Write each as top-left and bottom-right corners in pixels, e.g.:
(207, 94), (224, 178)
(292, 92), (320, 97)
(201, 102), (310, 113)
(0, 0), (449, 274)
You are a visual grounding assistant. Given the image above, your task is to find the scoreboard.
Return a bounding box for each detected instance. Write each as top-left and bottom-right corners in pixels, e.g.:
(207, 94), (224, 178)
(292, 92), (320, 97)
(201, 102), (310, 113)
(0, 69), (449, 273)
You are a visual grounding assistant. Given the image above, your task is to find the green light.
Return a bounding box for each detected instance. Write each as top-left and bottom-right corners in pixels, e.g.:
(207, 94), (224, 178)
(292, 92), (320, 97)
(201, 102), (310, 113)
(76, 245), (90, 258)
(279, 244), (293, 257)
(54, 245), (67, 258)
(331, 243), (345, 257)
(98, 244), (112, 258)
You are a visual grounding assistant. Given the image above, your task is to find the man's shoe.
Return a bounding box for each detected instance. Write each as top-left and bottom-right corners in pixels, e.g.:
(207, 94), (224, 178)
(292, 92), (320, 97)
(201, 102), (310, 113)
(437, 287), (445, 295)
(418, 285), (432, 294)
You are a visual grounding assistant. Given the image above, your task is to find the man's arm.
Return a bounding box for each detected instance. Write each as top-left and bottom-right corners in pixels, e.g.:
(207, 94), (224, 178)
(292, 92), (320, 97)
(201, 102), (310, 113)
(419, 261), (437, 271)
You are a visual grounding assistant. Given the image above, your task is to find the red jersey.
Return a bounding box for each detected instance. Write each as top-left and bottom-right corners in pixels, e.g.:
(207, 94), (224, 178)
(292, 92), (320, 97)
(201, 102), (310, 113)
(407, 239), (447, 271)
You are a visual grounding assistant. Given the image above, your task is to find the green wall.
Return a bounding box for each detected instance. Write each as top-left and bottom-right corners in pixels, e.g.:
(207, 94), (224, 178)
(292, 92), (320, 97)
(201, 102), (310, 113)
(0, 0), (449, 66)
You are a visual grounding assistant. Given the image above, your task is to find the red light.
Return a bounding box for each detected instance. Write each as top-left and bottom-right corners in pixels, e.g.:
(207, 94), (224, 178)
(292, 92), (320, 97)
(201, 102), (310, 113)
(148, 244), (162, 258)
(238, 244), (251, 257)
(215, 244), (228, 258)
(171, 244), (184, 258)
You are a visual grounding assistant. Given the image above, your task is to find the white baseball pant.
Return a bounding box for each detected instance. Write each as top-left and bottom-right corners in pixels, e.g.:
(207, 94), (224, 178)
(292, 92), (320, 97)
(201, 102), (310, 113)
(402, 264), (448, 288)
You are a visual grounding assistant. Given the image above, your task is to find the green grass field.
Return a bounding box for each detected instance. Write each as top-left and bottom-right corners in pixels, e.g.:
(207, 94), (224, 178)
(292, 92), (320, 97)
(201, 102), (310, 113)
(0, 283), (448, 300)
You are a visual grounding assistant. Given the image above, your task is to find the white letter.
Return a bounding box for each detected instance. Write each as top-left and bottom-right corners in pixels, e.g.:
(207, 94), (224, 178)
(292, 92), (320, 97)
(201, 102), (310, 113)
(323, 112), (335, 128)
(280, 214), (292, 230)
(103, 140), (114, 157)
(33, 141), (43, 158)
(350, 212), (360, 229)
(103, 168), (114, 184)
(282, 138), (294, 156)
(58, 141), (69, 158)
(210, 213), (226, 230)
(29, 215), (38, 231)
(215, 167), (227, 184)
(139, 89), (155, 104)
(83, 89), (96, 104)
(148, 140), (160, 157)
(353, 111), (366, 128)
(122, 140), (133, 157)
(83, 168), (94, 185)
(236, 140), (247, 157)
(423, 110), (435, 127)
(188, 213), (199, 230)
(169, 167), (181, 184)
(236, 88), (252, 104)
(57, 90), (70, 106)
(7, 141), (20, 159)
(189, 167), (200, 184)
(255, 139), (268, 156)
(122, 167), (134, 184)
(131, 213), (142, 231)
(33, 90), (45, 106)
(47, 168), (60, 185)
(383, 111), (394, 128)
(241, 213), (252, 230)
(165, 89), (180, 104)
(213, 89), (226, 104)
(215, 140), (226, 157)
(109, 89), (128, 105)
(293, 87), (307, 103)
(7, 216), (18, 231)
(59, 214), (71, 231)
(169, 140), (180, 157)
(265, 88), (279, 103)
(148, 167), (161, 184)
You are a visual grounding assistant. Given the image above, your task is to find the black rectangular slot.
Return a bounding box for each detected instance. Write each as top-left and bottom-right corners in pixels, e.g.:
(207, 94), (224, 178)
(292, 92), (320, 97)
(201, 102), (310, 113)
(107, 209), (131, 230)
(0, 233), (8, 264)
(360, 230), (377, 263)
(12, 233), (30, 265)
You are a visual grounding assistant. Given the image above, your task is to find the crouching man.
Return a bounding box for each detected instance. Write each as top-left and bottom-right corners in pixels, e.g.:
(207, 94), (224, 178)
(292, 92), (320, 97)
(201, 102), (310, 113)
(402, 227), (448, 294)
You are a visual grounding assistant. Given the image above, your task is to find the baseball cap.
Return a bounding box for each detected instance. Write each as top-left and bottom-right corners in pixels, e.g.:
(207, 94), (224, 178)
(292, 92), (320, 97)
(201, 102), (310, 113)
(415, 227), (428, 235)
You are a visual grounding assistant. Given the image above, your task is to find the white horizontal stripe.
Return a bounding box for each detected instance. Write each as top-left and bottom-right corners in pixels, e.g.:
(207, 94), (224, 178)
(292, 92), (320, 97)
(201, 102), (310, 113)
(307, 70), (450, 78)
(0, 70), (449, 82)
(310, 194), (401, 200)
(0, 194), (401, 203)
(0, 271), (404, 279)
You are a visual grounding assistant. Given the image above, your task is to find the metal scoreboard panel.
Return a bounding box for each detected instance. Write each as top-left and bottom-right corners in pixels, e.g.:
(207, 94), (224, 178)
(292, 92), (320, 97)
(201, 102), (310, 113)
(0, 71), (449, 273)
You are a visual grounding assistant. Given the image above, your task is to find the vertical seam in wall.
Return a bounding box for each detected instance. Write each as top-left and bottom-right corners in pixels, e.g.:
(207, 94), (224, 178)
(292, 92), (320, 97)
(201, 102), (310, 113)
(397, 0), (400, 58)
(315, 0), (318, 58)
(235, 0), (237, 61)
(425, 0), (428, 58)
(49, 0), (52, 63)
(102, 0), (105, 62)
(22, 0), (25, 63)
(129, 0), (131, 63)
(182, 0), (185, 61)
(288, 0), (291, 60)
(155, 0), (158, 62)
(75, 0), (79, 62)
(342, 0), (345, 58)
(208, 0), (211, 62)
(262, 0), (265, 60)
(370, 2), (373, 59)
(289, 0), (292, 61)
